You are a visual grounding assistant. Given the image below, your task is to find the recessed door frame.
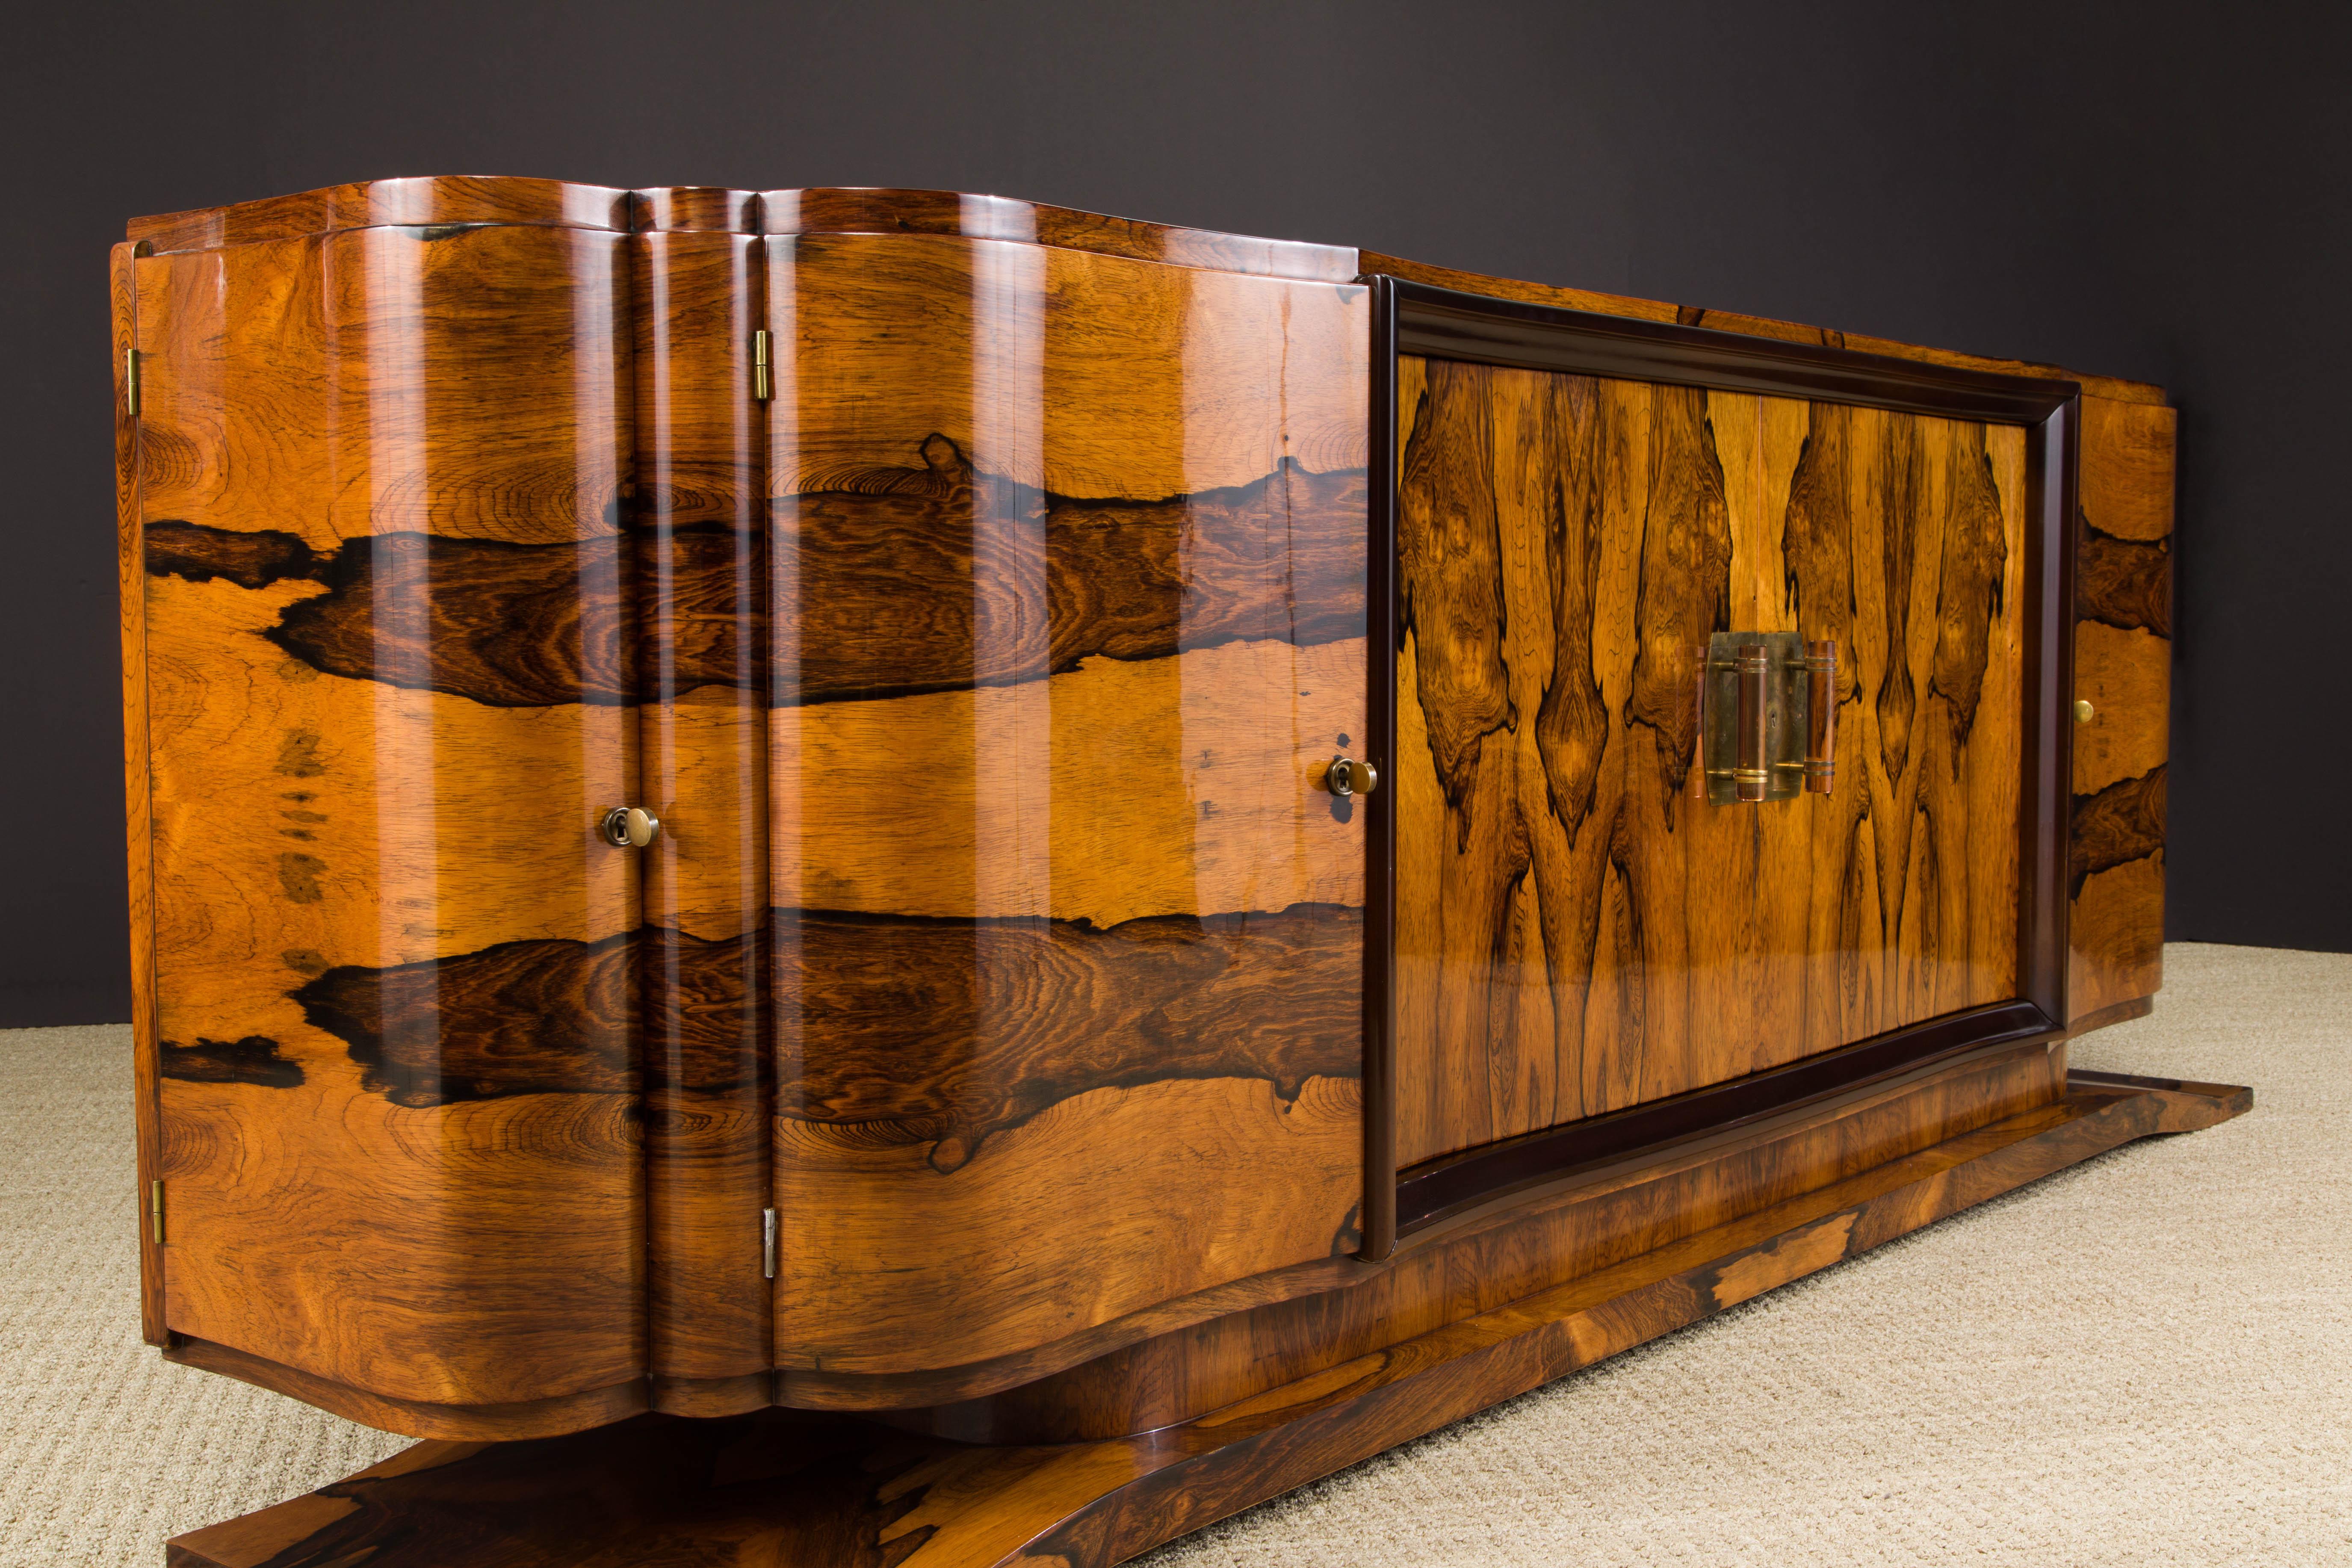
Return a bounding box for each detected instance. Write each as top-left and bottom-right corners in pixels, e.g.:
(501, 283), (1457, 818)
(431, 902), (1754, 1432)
(1357, 277), (2078, 1255)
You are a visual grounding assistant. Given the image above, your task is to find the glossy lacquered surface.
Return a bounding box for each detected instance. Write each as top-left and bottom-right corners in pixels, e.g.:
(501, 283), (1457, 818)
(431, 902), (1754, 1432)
(117, 176), (2178, 1445)
(120, 192), (1375, 1422)
(1392, 357), (2028, 1168)
(762, 232), (1371, 1382)
(131, 223), (644, 1409)
(2069, 395), (2172, 1021)
(163, 1066), (2250, 1568)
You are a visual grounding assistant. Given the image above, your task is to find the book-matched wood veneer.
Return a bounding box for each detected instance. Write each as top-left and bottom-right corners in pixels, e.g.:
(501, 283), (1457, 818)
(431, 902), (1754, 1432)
(118, 177), (2197, 1563)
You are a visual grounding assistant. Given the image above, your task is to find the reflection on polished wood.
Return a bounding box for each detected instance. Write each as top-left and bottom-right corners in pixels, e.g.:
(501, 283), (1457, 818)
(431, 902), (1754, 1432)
(167, 1070), (2248, 1568)
(119, 176), (2199, 1564)
(133, 220), (644, 1411)
(764, 229), (1369, 1382)
(2069, 395), (2173, 1022)
(1392, 358), (2025, 1168)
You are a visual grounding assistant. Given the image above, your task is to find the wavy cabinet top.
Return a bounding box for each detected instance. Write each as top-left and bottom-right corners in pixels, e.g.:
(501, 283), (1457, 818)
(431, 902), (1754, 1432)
(114, 177), (2174, 1442)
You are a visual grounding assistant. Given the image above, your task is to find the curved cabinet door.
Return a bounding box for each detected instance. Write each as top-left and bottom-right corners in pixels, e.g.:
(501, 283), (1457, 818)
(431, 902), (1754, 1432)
(764, 233), (1373, 1388)
(131, 223), (644, 1410)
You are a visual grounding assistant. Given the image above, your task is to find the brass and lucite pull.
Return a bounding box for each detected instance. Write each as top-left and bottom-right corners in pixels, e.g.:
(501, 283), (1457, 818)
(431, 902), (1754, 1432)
(601, 806), (662, 848)
(1327, 756), (1380, 798)
(1702, 634), (1837, 805)
(1802, 640), (1838, 794)
(1734, 643), (1770, 803)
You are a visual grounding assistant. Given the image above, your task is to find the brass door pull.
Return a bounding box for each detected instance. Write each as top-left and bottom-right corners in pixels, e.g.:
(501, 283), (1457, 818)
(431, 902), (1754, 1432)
(1802, 640), (1838, 794)
(2074, 699), (2095, 724)
(1702, 634), (1837, 803)
(1734, 643), (1769, 802)
(602, 806), (661, 847)
(1327, 756), (1380, 797)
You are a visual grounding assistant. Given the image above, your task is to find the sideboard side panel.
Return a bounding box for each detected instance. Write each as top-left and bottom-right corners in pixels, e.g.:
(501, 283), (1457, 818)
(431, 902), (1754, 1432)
(765, 233), (1373, 1379)
(114, 240), (168, 1347)
(2068, 395), (2174, 1021)
(634, 229), (775, 1397)
(134, 224), (649, 1411)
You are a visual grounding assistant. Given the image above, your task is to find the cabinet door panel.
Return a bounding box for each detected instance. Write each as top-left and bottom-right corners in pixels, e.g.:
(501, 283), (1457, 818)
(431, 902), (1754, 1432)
(634, 230), (774, 1399)
(135, 224), (644, 1407)
(765, 234), (1371, 1380)
(1393, 359), (2026, 1168)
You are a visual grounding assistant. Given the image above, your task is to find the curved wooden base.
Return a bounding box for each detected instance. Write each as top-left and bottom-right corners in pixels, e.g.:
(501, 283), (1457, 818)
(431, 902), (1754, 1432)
(166, 1070), (2247, 1568)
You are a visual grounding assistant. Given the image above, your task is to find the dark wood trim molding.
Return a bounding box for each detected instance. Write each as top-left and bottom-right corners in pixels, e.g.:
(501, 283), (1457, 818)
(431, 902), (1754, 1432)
(1374, 275), (2080, 1241)
(1395, 1004), (2060, 1235)
(1359, 277), (1401, 1262)
(2024, 398), (2080, 1018)
(1388, 278), (2080, 423)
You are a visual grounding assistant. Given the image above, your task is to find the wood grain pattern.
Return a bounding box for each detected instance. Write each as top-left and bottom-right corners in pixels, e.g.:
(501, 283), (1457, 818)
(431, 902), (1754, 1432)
(1360, 249), (2165, 406)
(635, 227), (772, 1397)
(769, 233), (1369, 500)
(761, 186), (1359, 283)
(114, 238), (168, 1347)
(164, 1336), (649, 1444)
(119, 181), (2180, 1454)
(129, 179), (2157, 407)
(764, 233), (1372, 1384)
(128, 175), (631, 253)
(775, 636), (1365, 928)
(131, 223), (647, 1410)
(1392, 357), (2027, 1168)
(139, 444), (1364, 711)
(632, 185), (759, 234)
(2069, 395), (2173, 1020)
(775, 438), (1366, 703)
(165, 1069), (2248, 1568)
(904, 1038), (2063, 1438)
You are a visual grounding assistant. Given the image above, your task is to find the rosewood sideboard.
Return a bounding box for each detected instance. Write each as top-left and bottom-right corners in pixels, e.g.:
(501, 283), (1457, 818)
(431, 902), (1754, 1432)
(112, 177), (2239, 1565)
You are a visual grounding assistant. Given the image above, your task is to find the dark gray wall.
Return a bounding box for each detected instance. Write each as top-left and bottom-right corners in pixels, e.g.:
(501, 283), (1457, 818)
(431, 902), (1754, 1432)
(6, 1), (2343, 1025)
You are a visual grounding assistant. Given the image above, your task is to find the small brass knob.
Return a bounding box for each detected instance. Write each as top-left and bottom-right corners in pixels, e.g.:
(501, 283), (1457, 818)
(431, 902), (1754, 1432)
(602, 806), (661, 848)
(2074, 699), (2095, 725)
(1328, 756), (1379, 797)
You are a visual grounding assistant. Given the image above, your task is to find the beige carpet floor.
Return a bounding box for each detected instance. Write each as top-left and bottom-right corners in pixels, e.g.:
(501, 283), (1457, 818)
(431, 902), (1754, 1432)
(1, 942), (2344, 1565)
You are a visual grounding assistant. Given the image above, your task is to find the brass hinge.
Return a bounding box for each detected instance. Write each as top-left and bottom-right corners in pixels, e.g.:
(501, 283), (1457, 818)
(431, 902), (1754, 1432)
(149, 1179), (165, 1245)
(751, 330), (772, 402)
(124, 348), (141, 416)
(762, 1207), (778, 1279)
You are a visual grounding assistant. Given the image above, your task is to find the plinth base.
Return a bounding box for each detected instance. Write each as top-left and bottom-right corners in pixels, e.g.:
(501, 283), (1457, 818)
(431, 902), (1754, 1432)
(167, 1070), (2248, 1568)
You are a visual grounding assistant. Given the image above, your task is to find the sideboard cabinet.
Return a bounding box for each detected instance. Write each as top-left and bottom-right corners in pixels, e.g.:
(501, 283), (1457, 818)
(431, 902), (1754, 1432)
(114, 178), (2228, 1566)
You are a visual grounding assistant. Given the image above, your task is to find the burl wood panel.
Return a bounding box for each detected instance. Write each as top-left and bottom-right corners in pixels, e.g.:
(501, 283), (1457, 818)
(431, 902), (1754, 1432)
(132, 222), (647, 1409)
(765, 233), (1372, 1381)
(1394, 357), (2027, 1168)
(165, 1070), (2249, 1568)
(635, 229), (772, 1400)
(2070, 395), (2173, 1022)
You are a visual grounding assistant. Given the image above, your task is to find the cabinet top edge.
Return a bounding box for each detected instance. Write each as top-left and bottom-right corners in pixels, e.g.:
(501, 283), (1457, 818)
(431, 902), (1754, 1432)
(121, 176), (2167, 405)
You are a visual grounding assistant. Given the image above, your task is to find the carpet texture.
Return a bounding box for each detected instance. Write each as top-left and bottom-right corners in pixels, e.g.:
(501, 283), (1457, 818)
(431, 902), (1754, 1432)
(0, 942), (2343, 1565)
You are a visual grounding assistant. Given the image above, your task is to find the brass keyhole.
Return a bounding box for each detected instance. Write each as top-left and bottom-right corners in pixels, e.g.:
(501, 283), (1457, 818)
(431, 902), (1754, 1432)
(1328, 756), (1379, 797)
(602, 806), (661, 848)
